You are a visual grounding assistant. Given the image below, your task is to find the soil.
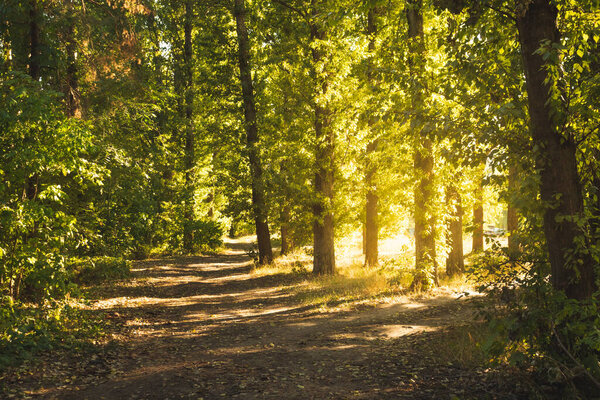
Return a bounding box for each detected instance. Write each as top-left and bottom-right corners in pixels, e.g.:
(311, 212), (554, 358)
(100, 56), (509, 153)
(2, 238), (533, 399)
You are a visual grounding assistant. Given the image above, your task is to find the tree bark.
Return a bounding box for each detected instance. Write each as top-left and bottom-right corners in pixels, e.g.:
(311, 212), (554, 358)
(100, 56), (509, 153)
(28, 0), (40, 81)
(182, 0), (195, 253)
(280, 203), (292, 256)
(517, 0), (596, 299)
(233, 0), (273, 265)
(364, 7), (379, 267)
(445, 184), (464, 277)
(65, 0), (80, 118)
(472, 183), (484, 253)
(507, 165), (519, 254)
(407, 0), (437, 289)
(310, 3), (335, 275)
(24, 0), (40, 201)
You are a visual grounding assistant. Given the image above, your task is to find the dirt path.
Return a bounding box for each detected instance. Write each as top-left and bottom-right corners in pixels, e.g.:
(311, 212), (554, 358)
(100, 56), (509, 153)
(5, 239), (529, 399)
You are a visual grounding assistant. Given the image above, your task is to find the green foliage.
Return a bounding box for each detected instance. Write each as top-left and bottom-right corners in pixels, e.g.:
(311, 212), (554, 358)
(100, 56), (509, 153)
(0, 297), (104, 372)
(188, 220), (224, 253)
(470, 245), (600, 394)
(0, 71), (98, 302)
(69, 256), (131, 284)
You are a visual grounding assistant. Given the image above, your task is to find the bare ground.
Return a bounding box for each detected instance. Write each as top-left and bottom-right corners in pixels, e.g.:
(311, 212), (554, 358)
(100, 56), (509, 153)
(2, 239), (532, 399)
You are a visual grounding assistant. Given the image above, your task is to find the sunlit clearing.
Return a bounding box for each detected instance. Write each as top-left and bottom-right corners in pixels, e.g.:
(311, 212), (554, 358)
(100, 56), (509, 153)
(251, 229), (480, 310)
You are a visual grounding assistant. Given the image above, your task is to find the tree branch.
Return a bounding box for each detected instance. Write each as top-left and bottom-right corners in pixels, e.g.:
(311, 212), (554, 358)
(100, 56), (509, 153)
(271, 0), (310, 23)
(484, 4), (517, 23)
(552, 325), (600, 389)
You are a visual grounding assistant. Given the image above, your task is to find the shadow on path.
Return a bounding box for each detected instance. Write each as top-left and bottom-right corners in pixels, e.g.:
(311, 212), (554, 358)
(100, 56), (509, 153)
(9, 237), (530, 400)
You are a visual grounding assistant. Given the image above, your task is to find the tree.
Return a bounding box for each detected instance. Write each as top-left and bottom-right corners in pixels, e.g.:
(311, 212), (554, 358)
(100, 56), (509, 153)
(182, 0), (195, 253)
(407, 0), (437, 289)
(445, 183), (464, 276)
(232, 0), (274, 265)
(472, 177), (484, 253)
(506, 164), (519, 254)
(363, 5), (380, 267)
(309, 0), (336, 275)
(516, 0), (596, 299)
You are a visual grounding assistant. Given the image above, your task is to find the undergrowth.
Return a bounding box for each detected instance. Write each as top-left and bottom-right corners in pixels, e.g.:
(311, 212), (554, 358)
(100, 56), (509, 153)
(0, 256), (129, 373)
(0, 297), (105, 372)
(252, 246), (475, 310)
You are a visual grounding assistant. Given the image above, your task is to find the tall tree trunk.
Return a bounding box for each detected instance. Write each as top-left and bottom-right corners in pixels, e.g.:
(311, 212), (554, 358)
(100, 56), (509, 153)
(407, 0), (437, 289)
(28, 0), (40, 81)
(233, 0), (273, 265)
(182, 0), (195, 253)
(364, 139), (378, 266)
(362, 224), (366, 255)
(517, 0), (596, 299)
(280, 203), (292, 256)
(24, 0), (40, 201)
(507, 165), (519, 254)
(472, 182), (484, 253)
(445, 184), (464, 277)
(310, 4), (335, 275)
(65, 0), (80, 118)
(364, 7), (379, 267)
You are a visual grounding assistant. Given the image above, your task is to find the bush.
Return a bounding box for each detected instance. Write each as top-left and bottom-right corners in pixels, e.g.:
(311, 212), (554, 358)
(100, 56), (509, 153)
(19, 255), (76, 303)
(469, 246), (600, 397)
(0, 297), (104, 371)
(188, 220), (224, 252)
(69, 256), (131, 284)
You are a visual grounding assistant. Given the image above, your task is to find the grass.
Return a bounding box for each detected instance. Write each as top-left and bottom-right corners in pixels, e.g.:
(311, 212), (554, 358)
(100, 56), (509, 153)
(0, 299), (106, 372)
(252, 242), (478, 311)
(252, 248), (401, 309)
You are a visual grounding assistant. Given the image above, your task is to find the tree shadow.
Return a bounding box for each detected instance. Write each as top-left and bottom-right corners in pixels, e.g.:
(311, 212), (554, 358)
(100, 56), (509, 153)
(30, 244), (531, 399)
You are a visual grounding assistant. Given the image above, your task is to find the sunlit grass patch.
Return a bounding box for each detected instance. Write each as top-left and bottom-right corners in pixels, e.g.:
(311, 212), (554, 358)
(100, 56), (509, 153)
(0, 298), (106, 371)
(252, 245), (414, 309)
(294, 261), (392, 308)
(252, 235), (480, 310)
(251, 247), (312, 277)
(437, 272), (477, 294)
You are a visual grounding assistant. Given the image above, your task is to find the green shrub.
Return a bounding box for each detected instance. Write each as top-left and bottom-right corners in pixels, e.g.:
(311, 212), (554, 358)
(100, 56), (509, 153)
(69, 256), (131, 284)
(188, 220), (224, 252)
(470, 245), (600, 397)
(0, 297), (104, 371)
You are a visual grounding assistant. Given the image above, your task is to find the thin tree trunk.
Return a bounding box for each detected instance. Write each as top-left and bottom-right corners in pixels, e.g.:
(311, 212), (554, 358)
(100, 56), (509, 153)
(310, 3), (335, 275)
(182, 0), (195, 253)
(445, 184), (464, 277)
(365, 138), (378, 266)
(517, 0), (596, 299)
(28, 0), (40, 81)
(407, 0), (437, 289)
(364, 7), (379, 267)
(472, 184), (484, 253)
(507, 165), (519, 254)
(280, 203), (292, 256)
(65, 0), (80, 118)
(233, 0), (273, 265)
(24, 0), (40, 201)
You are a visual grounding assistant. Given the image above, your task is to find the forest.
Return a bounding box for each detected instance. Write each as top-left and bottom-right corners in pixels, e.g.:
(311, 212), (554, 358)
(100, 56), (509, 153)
(1, 0), (600, 398)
